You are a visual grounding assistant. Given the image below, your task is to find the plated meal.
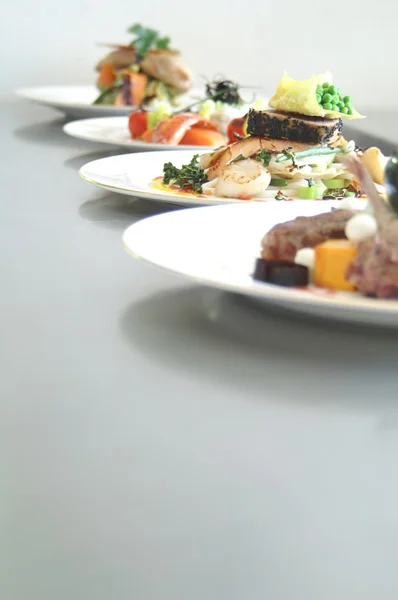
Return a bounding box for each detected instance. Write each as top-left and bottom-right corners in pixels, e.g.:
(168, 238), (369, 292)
(153, 71), (387, 202)
(122, 152), (398, 325)
(93, 23), (193, 108)
(253, 153), (398, 299)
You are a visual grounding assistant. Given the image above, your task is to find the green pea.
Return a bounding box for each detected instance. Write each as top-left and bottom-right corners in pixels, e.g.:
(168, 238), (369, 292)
(333, 95), (341, 104)
(316, 95), (322, 104)
(322, 82), (330, 88)
(341, 106), (349, 114)
(336, 87), (341, 94)
(322, 92), (332, 103)
(347, 107), (353, 115)
(328, 85), (336, 94)
(331, 104), (339, 111)
(323, 102), (333, 111)
(344, 95), (351, 105)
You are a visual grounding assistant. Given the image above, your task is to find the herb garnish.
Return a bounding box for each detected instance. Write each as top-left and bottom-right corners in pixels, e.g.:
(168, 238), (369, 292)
(205, 78), (243, 105)
(230, 154), (246, 164)
(163, 155), (208, 193)
(306, 178), (315, 187)
(127, 24), (171, 60)
(255, 149), (272, 168)
(174, 77), (244, 115)
(275, 191), (287, 201)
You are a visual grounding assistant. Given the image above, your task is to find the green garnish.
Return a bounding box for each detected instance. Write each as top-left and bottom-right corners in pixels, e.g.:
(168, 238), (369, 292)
(255, 149), (272, 168)
(127, 24), (171, 59)
(163, 155), (208, 193)
(306, 178), (315, 187)
(230, 154), (246, 164)
(93, 78), (123, 105)
(298, 184), (325, 199)
(270, 178), (288, 187)
(275, 145), (352, 163)
(316, 83), (355, 115)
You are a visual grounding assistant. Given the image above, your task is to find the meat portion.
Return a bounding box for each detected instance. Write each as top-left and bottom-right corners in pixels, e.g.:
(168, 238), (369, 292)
(247, 109), (343, 145)
(346, 237), (398, 298)
(206, 136), (318, 180)
(261, 209), (356, 262)
(96, 47), (192, 92)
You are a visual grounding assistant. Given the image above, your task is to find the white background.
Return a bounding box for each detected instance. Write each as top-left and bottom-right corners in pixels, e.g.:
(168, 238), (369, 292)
(2, 0), (398, 109)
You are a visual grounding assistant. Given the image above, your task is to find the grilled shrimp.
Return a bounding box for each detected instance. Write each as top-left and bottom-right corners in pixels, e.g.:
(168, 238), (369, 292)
(215, 159), (271, 198)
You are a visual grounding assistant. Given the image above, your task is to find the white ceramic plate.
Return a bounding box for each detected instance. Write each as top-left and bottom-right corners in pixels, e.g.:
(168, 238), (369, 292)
(15, 85), (215, 119)
(79, 149), (356, 208)
(16, 84), (266, 120)
(64, 117), (218, 151)
(122, 201), (398, 327)
(16, 85), (135, 118)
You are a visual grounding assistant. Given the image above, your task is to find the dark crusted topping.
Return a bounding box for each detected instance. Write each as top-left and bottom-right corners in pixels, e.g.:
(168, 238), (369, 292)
(247, 109), (343, 145)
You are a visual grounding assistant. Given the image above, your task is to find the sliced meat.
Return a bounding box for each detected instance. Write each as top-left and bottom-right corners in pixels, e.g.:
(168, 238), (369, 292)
(247, 109), (343, 145)
(140, 49), (192, 92)
(150, 113), (218, 145)
(346, 237), (398, 298)
(261, 209), (357, 262)
(206, 136), (317, 180)
(96, 47), (135, 71)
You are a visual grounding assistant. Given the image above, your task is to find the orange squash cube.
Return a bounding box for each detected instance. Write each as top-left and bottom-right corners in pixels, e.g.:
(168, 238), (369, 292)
(314, 239), (357, 291)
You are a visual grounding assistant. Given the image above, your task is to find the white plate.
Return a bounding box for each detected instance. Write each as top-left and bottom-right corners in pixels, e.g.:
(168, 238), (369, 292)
(64, 117), (218, 151)
(16, 84), (266, 120)
(79, 149), (355, 208)
(16, 85), (135, 118)
(122, 201), (398, 327)
(15, 85), (217, 119)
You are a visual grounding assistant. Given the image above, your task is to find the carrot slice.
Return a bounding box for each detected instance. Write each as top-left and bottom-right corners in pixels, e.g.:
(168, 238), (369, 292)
(314, 239), (357, 291)
(180, 127), (227, 147)
(114, 71), (148, 106)
(97, 62), (117, 88)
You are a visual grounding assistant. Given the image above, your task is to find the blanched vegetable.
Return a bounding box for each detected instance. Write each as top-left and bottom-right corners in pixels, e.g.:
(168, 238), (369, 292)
(253, 259), (309, 287)
(314, 240), (357, 291)
(269, 72), (363, 120)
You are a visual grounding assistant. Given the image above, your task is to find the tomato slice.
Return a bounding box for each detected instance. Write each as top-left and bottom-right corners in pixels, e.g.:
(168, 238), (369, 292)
(128, 111), (148, 139)
(227, 117), (246, 144)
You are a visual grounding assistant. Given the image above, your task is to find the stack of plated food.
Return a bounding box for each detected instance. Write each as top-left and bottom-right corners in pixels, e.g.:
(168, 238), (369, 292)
(17, 22), (398, 327)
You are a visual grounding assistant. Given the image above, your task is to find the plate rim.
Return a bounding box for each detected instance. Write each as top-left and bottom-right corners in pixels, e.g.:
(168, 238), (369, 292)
(63, 116), (218, 151)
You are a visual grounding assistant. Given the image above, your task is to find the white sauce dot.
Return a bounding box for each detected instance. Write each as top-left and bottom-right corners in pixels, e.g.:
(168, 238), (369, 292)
(345, 213), (378, 242)
(339, 197), (357, 210)
(294, 248), (316, 275)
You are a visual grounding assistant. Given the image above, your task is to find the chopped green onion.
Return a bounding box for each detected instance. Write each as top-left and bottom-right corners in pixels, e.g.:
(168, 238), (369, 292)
(322, 178), (348, 189)
(275, 145), (350, 164)
(298, 184), (325, 199)
(270, 178), (289, 187)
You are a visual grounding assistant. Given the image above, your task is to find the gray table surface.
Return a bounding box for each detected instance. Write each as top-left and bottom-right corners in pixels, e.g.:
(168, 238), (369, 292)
(2, 100), (398, 600)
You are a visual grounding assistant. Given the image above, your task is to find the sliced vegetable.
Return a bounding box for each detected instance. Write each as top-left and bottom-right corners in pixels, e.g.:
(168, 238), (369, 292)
(270, 178), (288, 187)
(276, 145), (351, 163)
(322, 178), (348, 189)
(97, 62), (117, 89)
(147, 102), (172, 129)
(253, 259), (309, 287)
(115, 72), (148, 107)
(298, 184), (325, 199)
(314, 240), (357, 291)
(128, 110), (148, 138)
